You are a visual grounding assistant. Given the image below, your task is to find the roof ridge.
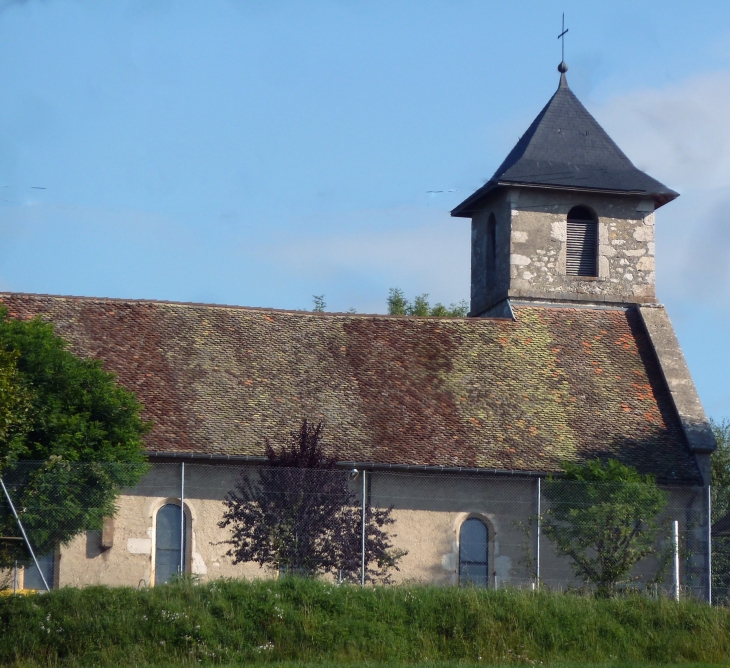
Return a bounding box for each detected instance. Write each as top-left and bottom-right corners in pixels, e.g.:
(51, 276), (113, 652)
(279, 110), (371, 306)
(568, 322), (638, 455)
(0, 291), (504, 321)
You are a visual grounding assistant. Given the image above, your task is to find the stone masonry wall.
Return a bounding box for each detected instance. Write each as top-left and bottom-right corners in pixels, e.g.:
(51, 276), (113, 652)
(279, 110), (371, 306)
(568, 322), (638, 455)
(469, 188), (658, 313)
(470, 195), (511, 316)
(6, 468), (706, 595)
(508, 189), (656, 304)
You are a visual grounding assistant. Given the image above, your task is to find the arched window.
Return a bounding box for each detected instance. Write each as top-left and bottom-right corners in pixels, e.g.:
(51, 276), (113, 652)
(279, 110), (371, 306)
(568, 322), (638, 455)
(459, 518), (489, 587)
(566, 206), (598, 277)
(155, 503), (186, 585)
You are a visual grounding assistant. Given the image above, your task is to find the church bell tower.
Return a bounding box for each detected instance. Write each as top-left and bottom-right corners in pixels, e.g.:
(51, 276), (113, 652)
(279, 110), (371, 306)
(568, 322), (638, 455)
(451, 62), (678, 318)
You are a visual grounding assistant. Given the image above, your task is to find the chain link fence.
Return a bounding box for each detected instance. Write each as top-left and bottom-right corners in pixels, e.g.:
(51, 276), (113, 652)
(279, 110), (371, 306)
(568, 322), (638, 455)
(0, 461), (712, 601)
(712, 485), (730, 606)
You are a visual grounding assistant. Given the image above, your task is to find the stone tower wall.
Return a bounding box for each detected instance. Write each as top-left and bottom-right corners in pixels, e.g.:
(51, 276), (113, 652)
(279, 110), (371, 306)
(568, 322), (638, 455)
(470, 188), (657, 314)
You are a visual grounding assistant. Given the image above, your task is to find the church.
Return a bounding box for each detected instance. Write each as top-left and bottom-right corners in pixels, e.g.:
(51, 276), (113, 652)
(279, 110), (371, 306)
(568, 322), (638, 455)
(0, 62), (715, 594)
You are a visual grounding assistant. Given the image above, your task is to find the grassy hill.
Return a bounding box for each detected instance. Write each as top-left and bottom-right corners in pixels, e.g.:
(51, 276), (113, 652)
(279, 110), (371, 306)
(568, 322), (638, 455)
(1, 577), (729, 666)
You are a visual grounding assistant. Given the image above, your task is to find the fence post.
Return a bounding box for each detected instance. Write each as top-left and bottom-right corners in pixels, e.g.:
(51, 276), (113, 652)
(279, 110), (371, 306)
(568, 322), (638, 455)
(536, 477), (541, 589)
(707, 484), (712, 605)
(672, 519), (680, 601)
(0, 476), (50, 592)
(361, 469), (367, 586)
(180, 462), (185, 576)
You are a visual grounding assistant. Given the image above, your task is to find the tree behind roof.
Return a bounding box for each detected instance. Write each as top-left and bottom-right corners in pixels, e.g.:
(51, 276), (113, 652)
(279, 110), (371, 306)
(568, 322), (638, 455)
(387, 288), (468, 318)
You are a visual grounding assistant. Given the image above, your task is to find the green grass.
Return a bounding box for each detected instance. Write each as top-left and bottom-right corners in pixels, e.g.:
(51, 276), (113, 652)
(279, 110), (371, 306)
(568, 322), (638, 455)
(1, 577), (729, 666)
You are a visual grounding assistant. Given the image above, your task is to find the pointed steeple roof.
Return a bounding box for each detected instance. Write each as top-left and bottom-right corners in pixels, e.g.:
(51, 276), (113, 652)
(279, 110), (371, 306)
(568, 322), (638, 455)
(452, 66), (678, 217)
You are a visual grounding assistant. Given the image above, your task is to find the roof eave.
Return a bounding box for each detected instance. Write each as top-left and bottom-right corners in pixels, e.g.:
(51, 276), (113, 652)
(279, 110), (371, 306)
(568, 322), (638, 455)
(451, 180), (679, 218)
(450, 181), (499, 217)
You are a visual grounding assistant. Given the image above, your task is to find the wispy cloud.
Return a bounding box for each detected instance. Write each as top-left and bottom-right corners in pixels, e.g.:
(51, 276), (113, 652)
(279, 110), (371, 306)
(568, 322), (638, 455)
(259, 206), (470, 313)
(595, 72), (730, 305)
(0, 0), (44, 14)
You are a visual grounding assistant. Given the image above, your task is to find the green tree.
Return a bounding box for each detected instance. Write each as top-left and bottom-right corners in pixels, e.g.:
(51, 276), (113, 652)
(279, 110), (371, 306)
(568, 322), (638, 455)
(0, 308), (149, 569)
(710, 418), (730, 602)
(543, 459), (668, 596)
(387, 288), (468, 318)
(710, 418), (730, 487)
(0, 348), (31, 457)
(312, 295), (326, 313)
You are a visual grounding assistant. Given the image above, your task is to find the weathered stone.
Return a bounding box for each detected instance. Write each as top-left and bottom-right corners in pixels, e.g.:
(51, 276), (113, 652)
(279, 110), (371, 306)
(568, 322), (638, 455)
(633, 225), (653, 242)
(469, 188), (658, 313)
(639, 305), (716, 483)
(550, 221), (566, 242)
(637, 256), (655, 271)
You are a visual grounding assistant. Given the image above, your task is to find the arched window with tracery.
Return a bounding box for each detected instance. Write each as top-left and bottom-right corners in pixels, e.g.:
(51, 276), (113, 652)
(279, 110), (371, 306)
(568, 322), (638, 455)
(155, 503), (187, 585)
(566, 206), (598, 277)
(459, 517), (489, 587)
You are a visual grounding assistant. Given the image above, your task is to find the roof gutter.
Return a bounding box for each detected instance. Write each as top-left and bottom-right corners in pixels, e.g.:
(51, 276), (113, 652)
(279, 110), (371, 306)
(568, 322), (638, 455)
(144, 451), (700, 485)
(145, 450), (548, 477)
(337, 461), (549, 477)
(146, 451), (268, 464)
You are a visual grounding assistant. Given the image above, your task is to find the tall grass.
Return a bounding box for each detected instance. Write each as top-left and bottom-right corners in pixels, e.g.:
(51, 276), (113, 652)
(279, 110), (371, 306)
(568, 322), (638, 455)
(1, 577), (729, 666)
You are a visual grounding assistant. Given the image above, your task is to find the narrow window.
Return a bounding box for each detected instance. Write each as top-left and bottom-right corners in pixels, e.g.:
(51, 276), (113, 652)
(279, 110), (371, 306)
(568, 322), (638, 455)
(459, 518), (489, 587)
(566, 206), (598, 277)
(155, 503), (186, 585)
(23, 551), (55, 590)
(487, 213), (497, 278)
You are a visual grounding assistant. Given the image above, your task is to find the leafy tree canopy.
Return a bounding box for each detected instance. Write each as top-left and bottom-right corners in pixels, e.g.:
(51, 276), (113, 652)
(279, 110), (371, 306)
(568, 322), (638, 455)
(312, 295), (326, 313)
(560, 458), (656, 484)
(0, 308), (149, 567)
(710, 418), (730, 488)
(220, 419), (405, 583)
(709, 418), (730, 603)
(0, 349), (31, 460)
(387, 288), (468, 318)
(543, 458), (668, 596)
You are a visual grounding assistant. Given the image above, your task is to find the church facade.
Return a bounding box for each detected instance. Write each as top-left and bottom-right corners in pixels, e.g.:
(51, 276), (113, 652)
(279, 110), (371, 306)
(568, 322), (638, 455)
(1, 64), (716, 594)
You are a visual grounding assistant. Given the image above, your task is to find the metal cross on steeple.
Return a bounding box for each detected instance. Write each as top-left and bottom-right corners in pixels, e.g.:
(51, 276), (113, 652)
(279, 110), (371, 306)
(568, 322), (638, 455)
(557, 13), (568, 63)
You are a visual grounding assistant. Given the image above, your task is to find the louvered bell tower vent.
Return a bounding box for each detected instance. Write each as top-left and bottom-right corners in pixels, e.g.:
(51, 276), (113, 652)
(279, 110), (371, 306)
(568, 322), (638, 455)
(566, 208), (598, 277)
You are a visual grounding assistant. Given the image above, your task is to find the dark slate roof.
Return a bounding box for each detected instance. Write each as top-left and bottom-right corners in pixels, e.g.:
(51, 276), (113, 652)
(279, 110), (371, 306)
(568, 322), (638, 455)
(0, 293), (701, 483)
(452, 72), (678, 217)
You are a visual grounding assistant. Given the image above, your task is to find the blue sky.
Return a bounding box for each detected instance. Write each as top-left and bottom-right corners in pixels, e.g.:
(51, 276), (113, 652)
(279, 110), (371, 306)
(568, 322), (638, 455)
(0, 0), (728, 421)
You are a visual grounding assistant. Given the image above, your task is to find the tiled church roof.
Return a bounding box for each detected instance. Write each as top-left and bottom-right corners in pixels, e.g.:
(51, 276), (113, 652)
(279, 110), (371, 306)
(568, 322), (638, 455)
(0, 293), (701, 483)
(452, 72), (678, 217)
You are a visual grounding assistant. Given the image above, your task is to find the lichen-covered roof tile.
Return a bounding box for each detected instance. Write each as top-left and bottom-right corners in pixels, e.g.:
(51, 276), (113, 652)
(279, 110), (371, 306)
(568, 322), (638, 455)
(0, 292), (701, 483)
